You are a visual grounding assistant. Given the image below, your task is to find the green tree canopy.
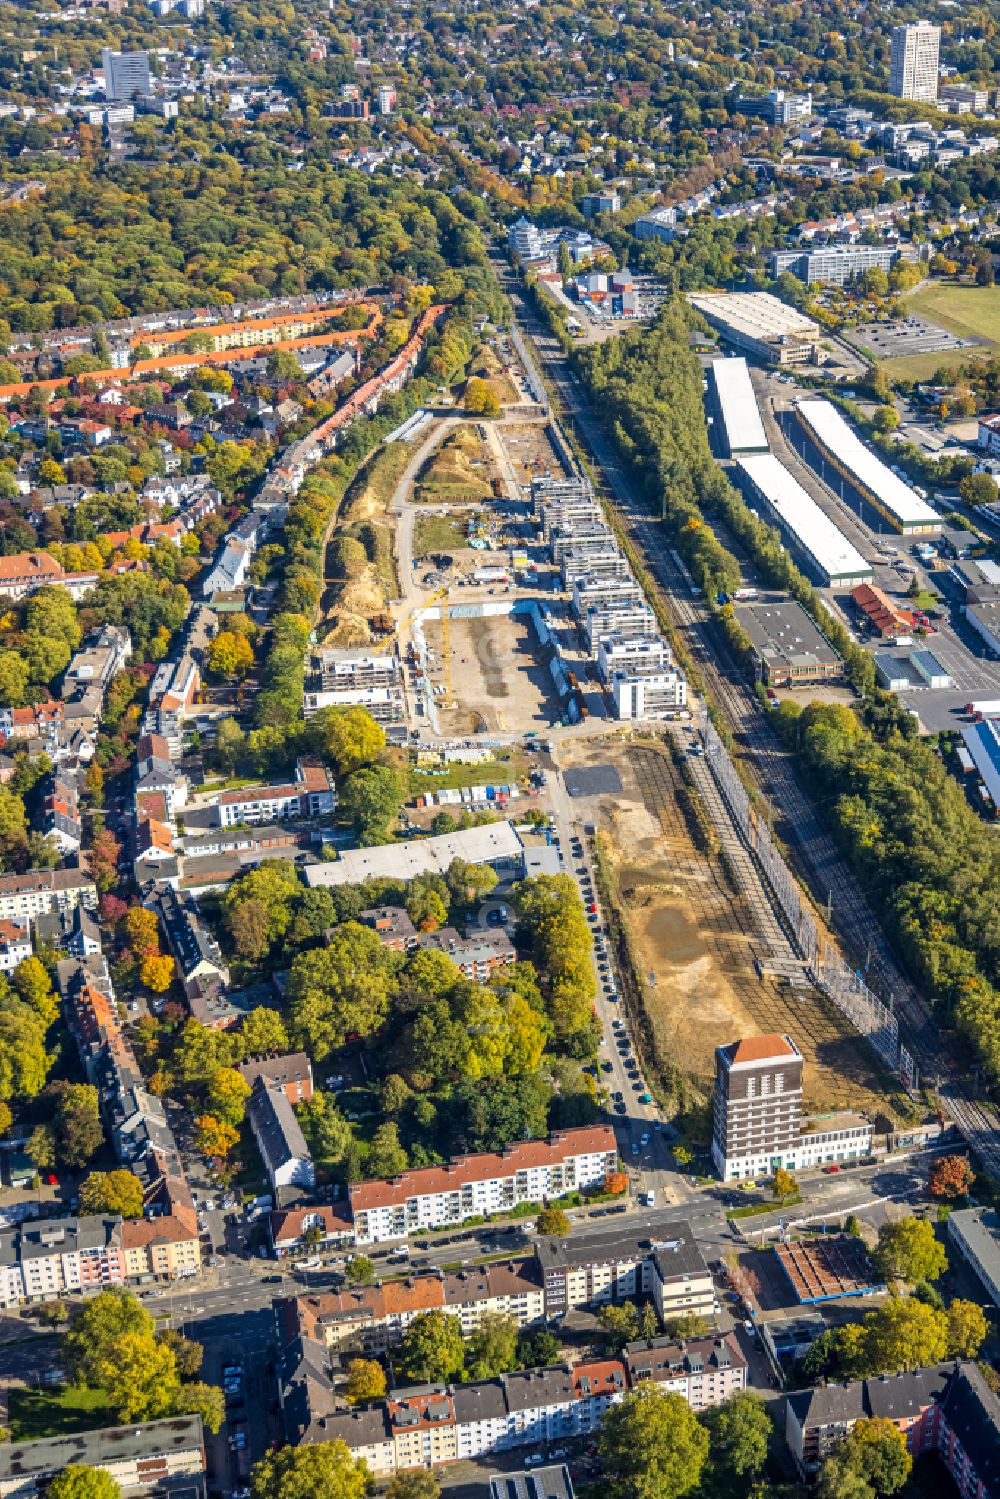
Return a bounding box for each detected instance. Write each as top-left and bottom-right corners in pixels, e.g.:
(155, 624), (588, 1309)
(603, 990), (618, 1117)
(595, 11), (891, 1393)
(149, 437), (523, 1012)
(599, 1386), (710, 1499)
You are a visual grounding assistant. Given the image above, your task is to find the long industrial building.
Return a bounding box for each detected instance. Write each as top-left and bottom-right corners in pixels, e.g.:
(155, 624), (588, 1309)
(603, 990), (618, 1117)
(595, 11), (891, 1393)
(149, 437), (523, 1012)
(710, 357), (769, 458)
(737, 453), (873, 587)
(962, 719), (1000, 810)
(794, 401), (941, 534)
(688, 292), (822, 366)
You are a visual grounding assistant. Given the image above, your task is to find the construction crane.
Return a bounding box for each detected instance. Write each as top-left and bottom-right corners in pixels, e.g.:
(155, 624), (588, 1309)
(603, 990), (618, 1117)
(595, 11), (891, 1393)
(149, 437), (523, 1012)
(372, 588), (448, 654)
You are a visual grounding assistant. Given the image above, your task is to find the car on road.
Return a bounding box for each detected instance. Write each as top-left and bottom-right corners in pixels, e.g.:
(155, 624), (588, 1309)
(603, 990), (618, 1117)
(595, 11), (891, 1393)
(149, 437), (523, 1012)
(640, 1132), (650, 1147)
(823, 1164), (840, 1173)
(586, 902), (597, 914)
(631, 1143), (639, 1155)
(614, 1102), (627, 1115)
(525, 1455), (544, 1468)
(601, 1061), (612, 1073)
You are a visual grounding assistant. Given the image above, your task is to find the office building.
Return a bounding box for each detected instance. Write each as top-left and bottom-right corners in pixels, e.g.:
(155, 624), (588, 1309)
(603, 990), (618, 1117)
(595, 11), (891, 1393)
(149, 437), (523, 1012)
(889, 22), (941, 102)
(737, 600), (845, 687)
(768, 244), (899, 287)
(101, 47), (152, 102)
(737, 89), (813, 125)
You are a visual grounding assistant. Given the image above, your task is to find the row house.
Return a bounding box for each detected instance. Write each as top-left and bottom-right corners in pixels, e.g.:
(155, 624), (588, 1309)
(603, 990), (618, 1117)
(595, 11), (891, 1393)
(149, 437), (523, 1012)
(238, 1052), (314, 1105)
(349, 1126), (618, 1244)
(786, 1362), (1000, 1496)
(41, 770), (82, 855)
(152, 886), (230, 1001)
(284, 1336), (746, 1474)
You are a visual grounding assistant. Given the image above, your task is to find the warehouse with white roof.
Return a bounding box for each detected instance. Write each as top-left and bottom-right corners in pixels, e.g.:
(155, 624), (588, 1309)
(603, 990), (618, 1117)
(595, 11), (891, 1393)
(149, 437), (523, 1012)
(711, 357), (769, 458)
(794, 400), (941, 535)
(737, 453), (873, 587)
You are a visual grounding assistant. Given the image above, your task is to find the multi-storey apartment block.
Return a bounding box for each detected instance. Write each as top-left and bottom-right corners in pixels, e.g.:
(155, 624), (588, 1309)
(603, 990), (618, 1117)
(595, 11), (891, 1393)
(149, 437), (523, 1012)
(349, 1127), (618, 1244)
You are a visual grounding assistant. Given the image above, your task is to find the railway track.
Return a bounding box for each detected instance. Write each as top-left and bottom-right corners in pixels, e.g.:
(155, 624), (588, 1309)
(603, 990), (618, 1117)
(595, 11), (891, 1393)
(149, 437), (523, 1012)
(498, 269), (1000, 1175)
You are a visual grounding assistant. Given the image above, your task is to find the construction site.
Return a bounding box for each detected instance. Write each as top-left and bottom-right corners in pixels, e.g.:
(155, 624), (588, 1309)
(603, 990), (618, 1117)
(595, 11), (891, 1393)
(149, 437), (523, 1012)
(774, 1236), (885, 1305)
(569, 732), (903, 1122)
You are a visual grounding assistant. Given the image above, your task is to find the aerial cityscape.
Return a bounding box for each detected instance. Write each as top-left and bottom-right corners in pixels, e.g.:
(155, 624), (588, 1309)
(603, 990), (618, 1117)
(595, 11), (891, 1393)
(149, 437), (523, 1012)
(1, 3), (1000, 1499)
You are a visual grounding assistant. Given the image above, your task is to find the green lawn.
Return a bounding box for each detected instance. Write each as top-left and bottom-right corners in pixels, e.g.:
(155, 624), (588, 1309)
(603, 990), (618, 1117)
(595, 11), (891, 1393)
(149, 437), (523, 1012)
(413, 511), (470, 558)
(8, 1384), (113, 1442)
(905, 280), (1000, 347)
(409, 754), (523, 796)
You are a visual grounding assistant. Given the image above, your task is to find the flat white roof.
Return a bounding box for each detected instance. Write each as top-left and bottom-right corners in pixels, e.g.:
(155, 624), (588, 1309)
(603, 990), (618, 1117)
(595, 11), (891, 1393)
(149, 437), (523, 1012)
(688, 291), (819, 341)
(738, 453), (873, 584)
(712, 358), (769, 455)
(796, 400), (940, 529)
(962, 720), (1000, 806)
(304, 820), (524, 887)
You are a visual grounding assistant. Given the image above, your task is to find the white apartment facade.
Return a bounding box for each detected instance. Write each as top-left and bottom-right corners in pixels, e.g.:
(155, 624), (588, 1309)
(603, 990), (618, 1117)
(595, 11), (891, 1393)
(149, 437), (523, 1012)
(612, 666), (688, 719)
(0, 868), (98, 922)
(349, 1126), (618, 1243)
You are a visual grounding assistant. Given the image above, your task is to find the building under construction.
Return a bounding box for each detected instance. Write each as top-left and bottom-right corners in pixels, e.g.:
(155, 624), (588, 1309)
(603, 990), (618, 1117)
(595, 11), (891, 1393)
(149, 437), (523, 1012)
(774, 1236), (885, 1304)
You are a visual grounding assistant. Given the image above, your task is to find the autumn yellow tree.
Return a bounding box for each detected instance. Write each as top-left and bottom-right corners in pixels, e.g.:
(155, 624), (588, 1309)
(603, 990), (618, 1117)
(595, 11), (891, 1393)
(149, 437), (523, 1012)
(140, 954), (175, 993)
(194, 1115), (239, 1161)
(126, 907), (161, 955)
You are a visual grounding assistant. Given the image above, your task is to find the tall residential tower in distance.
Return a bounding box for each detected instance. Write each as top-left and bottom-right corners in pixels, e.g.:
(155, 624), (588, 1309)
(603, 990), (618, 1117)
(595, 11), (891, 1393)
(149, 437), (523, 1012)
(889, 21), (941, 101)
(101, 48), (151, 103)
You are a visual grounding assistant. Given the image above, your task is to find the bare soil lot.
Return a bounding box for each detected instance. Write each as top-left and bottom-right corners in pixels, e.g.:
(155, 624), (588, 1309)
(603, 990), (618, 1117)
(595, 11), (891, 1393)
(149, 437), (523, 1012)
(425, 611), (559, 735)
(498, 422), (565, 488)
(568, 736), (897, 1119)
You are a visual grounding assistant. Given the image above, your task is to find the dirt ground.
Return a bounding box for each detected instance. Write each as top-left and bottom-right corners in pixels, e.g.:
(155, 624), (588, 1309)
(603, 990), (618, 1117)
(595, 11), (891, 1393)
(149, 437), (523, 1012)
(562, 734), (898, 1119)
(416, 429), (495, 504)
(498, 422), (565, 487)
(425, 611), (560, 735)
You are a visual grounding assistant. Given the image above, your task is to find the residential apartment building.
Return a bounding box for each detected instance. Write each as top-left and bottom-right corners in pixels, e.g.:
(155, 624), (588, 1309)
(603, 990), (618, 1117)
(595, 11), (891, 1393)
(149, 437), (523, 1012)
(0, 1416), (206, 1499)
(713, 1033), (872, 1180)
(0, 866), (97, 922)
(0, 916), (31, 972)
(533, 1221), (713, 1322)
(737, 89), (813, 125)
(153, 887), (230, 1001)
(947, 1207), (1000, 1309)
(238, 1052), (314, 1105)
(304, 651), (406, 727)
(611, 664), (688, 719)
(349, 1126), (618, 1244)
(101, 46), (151, 101)
(889, 21), (941, 102)
(213, 758), (335, 828)
(248, 1082), (315, 1194)
(786, 1361), (1000, 1495)
(281, 1336), (746, 1473)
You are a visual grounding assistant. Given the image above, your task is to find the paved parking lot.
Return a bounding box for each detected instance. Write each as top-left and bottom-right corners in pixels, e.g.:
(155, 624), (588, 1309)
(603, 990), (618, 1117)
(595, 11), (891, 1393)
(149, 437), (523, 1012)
(847, 315), (981, 360)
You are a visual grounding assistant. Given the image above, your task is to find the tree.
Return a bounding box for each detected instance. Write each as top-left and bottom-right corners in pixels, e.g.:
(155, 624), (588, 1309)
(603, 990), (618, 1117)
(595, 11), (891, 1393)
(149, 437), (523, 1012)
(871, 1217), (947, 1284)
(193, 1114), (239, 1161)
(445, 857), (498, 906)
(465, 1312), (520, 1380)
(297, 1090), (352, 1169)
(173, 1380), (225, 1434)
(267, 349), (303, 382)
(818, 1417), (911, 1499)
(0, 1100), (10, 1135)
(367, 1122), (408, 1179)
(227, 897), (273, 960)
(0, 1002), (50, 1103)
(536, 1206), (571, 1236)
(600, 1385), (710, 1499)
(156, 1328), (204, 1380)
(339, 765), (406, 845)
(314, 706), (385, 777)
(126, 907), (161, 955)
(239, 1007), (289, 1058)
(518, 1327), (561, 1367)
(28, 1122), (56, 1171)
(929, 1155), (975, 1200)
(215, 716), (246, 776)
(287, 924), (399, 1058)
(64, 1289), (180, 1423)
(208, 1068), (252, 1127)
(79, 1169), (144, 1218)
(398, 1310), (466, 1383)
(465, 376), (500, 417)
(140, 953), (175, 993)
(346, 1358), (387, 1405)
(959, 472), (998, 509)
(346, 1254), (375, 1286)
(771, 1168), (798, 1201)
(386, 1473), (441, 1499)
(946, 1298), (988, 1358)
(249, 1441), (373, 1499)
(12, 957), (58, 1026)
(54, 1083), (104, 1169)
(207, 631), (254, 679)
(598, 1301), (642, 1353)
(860, 1298), (948, 1374)
(47, 1468), (121, 1499)
(705, 1391), (771, 1482)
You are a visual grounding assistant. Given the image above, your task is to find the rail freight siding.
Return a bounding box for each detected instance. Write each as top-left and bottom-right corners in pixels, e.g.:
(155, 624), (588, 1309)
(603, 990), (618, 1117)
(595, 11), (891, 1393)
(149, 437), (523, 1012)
(965, 700), (1000, 720)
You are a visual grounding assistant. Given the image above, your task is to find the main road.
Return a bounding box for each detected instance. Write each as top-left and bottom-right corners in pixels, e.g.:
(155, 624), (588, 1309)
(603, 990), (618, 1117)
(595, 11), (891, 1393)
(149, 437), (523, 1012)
(493, 262), (1000, 1177)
